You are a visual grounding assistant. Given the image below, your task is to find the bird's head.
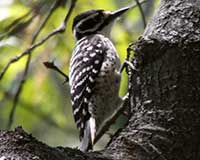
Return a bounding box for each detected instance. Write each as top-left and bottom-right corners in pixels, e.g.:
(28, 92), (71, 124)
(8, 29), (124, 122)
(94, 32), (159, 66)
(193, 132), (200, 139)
(72, 6), (130, 40)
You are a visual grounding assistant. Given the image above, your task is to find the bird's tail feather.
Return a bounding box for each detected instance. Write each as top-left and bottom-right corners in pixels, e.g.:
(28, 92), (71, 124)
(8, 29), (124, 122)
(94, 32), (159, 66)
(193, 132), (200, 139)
(79, 117), (96, 152)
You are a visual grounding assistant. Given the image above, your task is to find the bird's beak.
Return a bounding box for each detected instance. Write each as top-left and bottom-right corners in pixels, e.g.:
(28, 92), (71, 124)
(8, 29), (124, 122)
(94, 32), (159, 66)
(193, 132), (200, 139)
(110, 6), (130, 20)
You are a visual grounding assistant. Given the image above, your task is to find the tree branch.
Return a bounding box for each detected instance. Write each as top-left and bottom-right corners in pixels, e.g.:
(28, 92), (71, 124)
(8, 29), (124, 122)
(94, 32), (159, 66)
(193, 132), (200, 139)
(6, 0), (77, 129)
(0, 0), (77, 81)
(43, 61), (69, 83)
(135, 0), (146, 28)
(0, 127), (110, 160)
(94, 97), (128, 145)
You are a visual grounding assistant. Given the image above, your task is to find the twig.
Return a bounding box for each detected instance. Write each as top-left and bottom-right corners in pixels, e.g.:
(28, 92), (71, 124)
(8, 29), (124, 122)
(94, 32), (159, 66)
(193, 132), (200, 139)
(6, 0), (77, 129)
(7, 52), (32, 130)
(0, 10), (33, 41)
(6, 0), (60, 129)
(94, 95), (129, 145)
(43, 61), (69, 83)
(127, 0), (147, 10)
(0, 0), (77, 81)
(120, 0), (146, 73)
(135, 0), (146, 28)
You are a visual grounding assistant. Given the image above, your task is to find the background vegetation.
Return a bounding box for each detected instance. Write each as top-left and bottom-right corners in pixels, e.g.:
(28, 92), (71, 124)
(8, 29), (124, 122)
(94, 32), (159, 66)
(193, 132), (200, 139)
(0, 0), (159, 150)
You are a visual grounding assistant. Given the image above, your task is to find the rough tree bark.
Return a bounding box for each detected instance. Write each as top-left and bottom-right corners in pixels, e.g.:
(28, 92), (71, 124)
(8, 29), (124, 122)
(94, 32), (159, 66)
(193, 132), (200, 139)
(0, 0), (200, 159)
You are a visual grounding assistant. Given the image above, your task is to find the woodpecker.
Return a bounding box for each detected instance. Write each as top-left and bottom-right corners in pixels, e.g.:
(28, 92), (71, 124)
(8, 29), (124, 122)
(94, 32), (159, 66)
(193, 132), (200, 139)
(69, 6), (131, 152)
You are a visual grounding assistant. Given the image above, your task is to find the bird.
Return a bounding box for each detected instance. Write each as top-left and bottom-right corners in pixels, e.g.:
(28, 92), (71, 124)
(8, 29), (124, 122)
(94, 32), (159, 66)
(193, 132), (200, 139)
(69, 6), (131, 152)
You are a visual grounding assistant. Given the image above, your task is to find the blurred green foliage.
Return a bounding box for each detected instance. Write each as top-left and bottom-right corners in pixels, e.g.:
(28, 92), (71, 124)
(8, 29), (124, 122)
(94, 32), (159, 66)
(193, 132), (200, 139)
(0, 0), (159, 149)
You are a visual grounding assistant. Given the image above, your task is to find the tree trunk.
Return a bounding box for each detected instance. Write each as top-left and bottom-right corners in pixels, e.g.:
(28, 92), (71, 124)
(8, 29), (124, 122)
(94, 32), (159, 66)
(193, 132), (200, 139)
(0, 0), (200, 159)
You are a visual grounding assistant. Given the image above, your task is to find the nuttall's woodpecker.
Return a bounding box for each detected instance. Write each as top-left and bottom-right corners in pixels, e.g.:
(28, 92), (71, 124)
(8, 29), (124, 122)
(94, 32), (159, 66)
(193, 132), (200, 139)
(69, 6), (131, 152)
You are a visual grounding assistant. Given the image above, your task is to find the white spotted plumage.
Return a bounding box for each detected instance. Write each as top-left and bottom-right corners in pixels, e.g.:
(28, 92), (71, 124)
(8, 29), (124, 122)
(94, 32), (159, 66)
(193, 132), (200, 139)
(69, 34), (122, 152)
(70, 6), (130, 152)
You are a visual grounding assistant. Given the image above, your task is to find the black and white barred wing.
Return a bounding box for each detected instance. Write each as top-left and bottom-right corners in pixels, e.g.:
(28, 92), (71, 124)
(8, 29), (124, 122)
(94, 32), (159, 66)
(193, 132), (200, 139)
(69, 37), (105, 138)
